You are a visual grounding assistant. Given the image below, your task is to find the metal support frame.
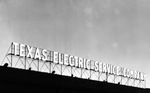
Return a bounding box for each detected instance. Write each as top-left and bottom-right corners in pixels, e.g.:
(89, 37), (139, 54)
(1, 44), (146, 88)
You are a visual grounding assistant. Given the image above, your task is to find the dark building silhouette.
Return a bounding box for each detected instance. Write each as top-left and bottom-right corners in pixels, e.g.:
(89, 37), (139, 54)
(0, 66), (149, 93)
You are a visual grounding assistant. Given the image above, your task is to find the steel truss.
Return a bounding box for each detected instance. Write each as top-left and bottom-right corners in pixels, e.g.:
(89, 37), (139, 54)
(1, 44), (146, 88)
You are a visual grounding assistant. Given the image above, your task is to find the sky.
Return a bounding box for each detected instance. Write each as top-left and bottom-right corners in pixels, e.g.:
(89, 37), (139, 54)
(0, 0), (150, 88)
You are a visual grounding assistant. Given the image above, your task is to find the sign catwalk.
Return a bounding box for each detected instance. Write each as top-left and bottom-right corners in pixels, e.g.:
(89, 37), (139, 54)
(12, 42), (145, 81)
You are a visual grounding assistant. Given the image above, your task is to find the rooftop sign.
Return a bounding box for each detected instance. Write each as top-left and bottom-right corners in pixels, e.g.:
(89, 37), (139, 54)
(11, 42), (146, 81)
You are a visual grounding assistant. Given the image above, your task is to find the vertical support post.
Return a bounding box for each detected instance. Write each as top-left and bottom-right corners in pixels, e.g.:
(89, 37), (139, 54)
(37, 60), (39, 71)
(113, 75), (116, 83)
(81, 68), (82, 78)
(138, 80), (141, 88)
(132, 79), (135, 87)
(89, 69), (91, 79)
(98, 72), (101, 81)
(98, 72), (100, 81)
(61, 64), (62, 75)
(24, 45), (26, 69)
(126, 78), (130, 86)
(144, 80), (146, 88)
(71, 66), (72, 76)
(49, 62), (51, 73)
(120, 76), (123, 84)
(106, 72), (108, 82)
(10, 42), (13, 67)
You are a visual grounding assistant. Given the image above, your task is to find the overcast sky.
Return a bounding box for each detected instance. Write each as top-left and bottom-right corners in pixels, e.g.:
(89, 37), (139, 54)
(0, 0), (150, 88)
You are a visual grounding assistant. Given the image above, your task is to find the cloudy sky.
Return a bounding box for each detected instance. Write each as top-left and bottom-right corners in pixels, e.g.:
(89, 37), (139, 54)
(0, 0), (150, 88)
